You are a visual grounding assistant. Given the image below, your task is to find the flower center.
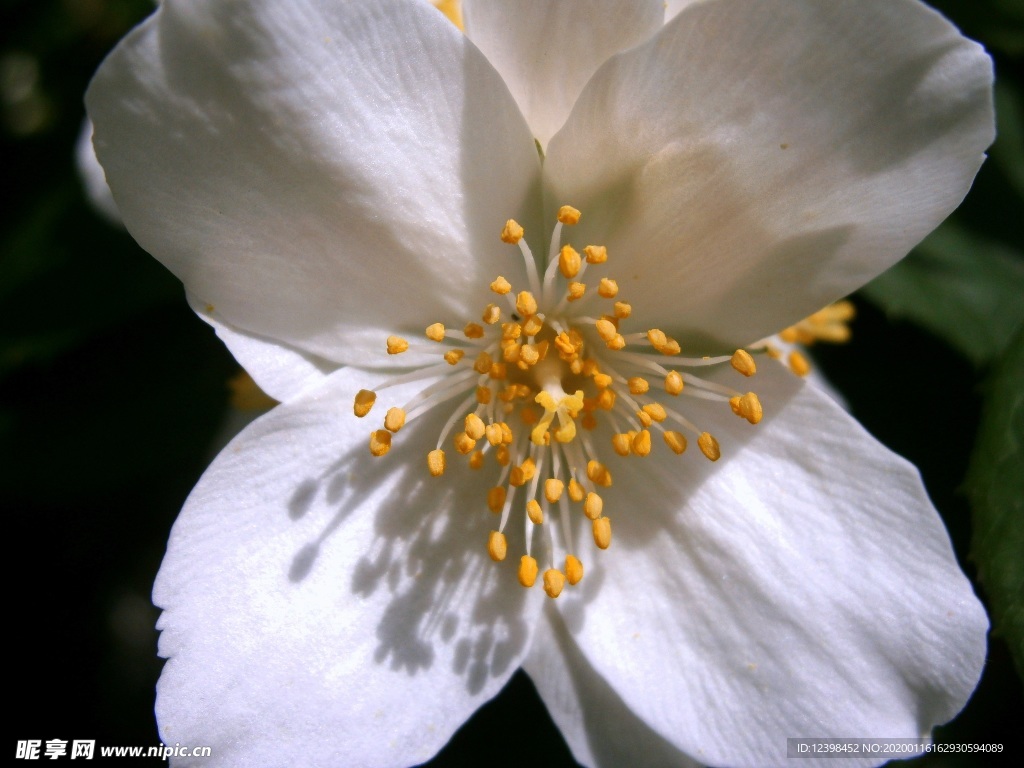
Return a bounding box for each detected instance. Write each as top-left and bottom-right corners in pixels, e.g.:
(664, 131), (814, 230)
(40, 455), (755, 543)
(354, 206), (763, 598)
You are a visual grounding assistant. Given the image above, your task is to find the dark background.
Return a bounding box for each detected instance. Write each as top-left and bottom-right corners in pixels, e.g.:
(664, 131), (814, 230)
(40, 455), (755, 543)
(2, 0), (1021, 765)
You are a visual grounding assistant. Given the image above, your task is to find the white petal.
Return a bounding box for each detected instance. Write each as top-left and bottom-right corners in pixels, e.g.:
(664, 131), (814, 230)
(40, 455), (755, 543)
(188, 295), (335, 403)
(545, 0), (993, 349)
(155, 368), (544, 767)
(75, 119), (122, 225)
(86, 0), (541, 369)
(461, 0), (664, 149)
(525, 608), (699, 768)
(558, 364), (987, 767)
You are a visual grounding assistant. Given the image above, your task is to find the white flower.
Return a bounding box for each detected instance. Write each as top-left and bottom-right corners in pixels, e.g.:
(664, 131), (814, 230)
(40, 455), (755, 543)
(86, 0), (994, 766)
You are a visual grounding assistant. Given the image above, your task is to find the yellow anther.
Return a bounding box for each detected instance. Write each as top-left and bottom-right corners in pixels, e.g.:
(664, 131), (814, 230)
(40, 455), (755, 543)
(779, 327), (800, 343)
(501, 219), (524, 244)
(568, 478), (585, 502)
(613, 301), (631, 319)
(583, 492), (603, 520)
(611, 433), (632, 456)
(632, 429), (652, 457)
(519, 555), (539, 587)
(384, 407), (406, 433)
(487, 486), (506, 513)
(454, 431), (476, 454)
(526, 499), (544, 524)
(483, 423), (502, 446)
(584, 245), (608, 264)
(565, 555), (583, 586)
(637, 410), (653, 428)
(386, 335), (409, 355)
(516, 291), (538, 317)
(606, 334), (626, 350)
(567, 281), (586, 301)
(495, 445), (511, 466)
(543, 568), (566, 598)
(487, 531), (507, 562)
(557, 205), (581, 225)
(510, 459), (534, 487)
(465, 413), (486, 440)
(592, 517), (612, 550)
(501, 323), (522, 341)
(663, 430), (687, 455)
(519, 343), (540, 367)
(559, 245), (582, 279)
(469, 450), (485, 469)
(482, 304), (501, 325)
(627, 376), (650, 395)
(425, 323), (445, 341)
(427, 449), (446, 476)
(587, 459), (612, 487)
(698, 432), (721, 461)
(596, 319), (617, 342)
(731, 349), (757, 377)
(444, 349), (465, 365)
(353, 389), (377, 417)
(369, 430), (392, 457)
(473, 351), (493, 374)
(739, 392), (763, 424)
(665, 370), (684, 395)
(500, 422), (514, 443)
(596, 388), (616, 411)
(590, 372), (610, 389)
(544, 478), (564, 503)
(597, 278), (619, 299)
(476, 385), (492, 405)
(765, 343), (782, 359)
(490, 275), (512, 294)
(464, 322), (485, 339)
(522, 315), (544, 337)
(789, 350), (811, 377)
(642, 402), (668, 422)
(647, 329), (680, 355)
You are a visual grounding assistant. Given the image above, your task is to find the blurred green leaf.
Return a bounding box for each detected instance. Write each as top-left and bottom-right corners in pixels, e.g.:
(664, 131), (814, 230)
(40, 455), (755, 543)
(861, 223), (1024, 366)
(967, 324), (1024, 679)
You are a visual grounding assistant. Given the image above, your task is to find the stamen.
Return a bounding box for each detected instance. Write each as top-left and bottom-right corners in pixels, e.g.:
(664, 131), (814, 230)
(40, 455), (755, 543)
(663, 430), (687, 454)
(490, 276), (512, 294)
(369, 430), (392, 457)
(500, 219), (524, 244)
(597, 278), (618, 299)
(559, 245), (582, 279)
(697, 432), (721, 461)
(583, 492), (603, 520)
(386, 336), (409, 355)
(425, 323), (445, 342)
(519, 555), (539, 587)
(384, 407), (406, 433)
(353, 389), (376, 417)
(731, 349), (757, 377)
(543, 568), (566, 598)
(526, 499), (544, 524)
(592, 517), (611, 549)
(516, 291), (538, 317)
(427, 449), (446, 476)
(583, 245), (607, 264)
(789, 350), (811, 376)
(557, 205), (581, 225)
(487, 531), (507, 562)
(565, 555), (583, 585)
